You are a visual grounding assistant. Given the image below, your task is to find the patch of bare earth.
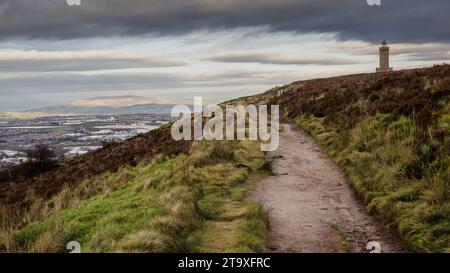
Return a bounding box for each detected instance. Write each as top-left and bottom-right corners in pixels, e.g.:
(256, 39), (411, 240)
(250, 124), (403, 253)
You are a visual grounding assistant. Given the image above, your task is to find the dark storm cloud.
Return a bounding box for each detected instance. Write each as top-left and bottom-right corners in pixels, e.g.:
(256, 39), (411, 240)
(0, 0), (449, 43)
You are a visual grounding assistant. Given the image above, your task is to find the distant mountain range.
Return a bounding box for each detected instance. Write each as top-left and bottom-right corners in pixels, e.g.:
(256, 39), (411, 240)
(71, 95), (171, 107)
(23, 96), (183, 115)
(26, 104), (176, 115)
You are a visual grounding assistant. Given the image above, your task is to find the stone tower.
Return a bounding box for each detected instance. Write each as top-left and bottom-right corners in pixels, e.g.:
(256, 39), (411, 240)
(376, 40), (393, 72)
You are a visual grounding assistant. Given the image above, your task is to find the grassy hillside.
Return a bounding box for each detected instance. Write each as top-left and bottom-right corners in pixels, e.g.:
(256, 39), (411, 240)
(0, 140), (269, 253)
(1, 65), (448, 253)
(0, 124), (191, 207)
(267, 65), (450, 252)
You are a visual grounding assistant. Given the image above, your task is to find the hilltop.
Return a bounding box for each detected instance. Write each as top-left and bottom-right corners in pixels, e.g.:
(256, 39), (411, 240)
(0, 65), (449, 252)
(266, 64), (450, 252)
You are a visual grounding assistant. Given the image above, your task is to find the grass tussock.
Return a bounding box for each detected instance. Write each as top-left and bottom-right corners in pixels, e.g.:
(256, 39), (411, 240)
(0, 140), (268, 253)
(271, 65), (450, 252)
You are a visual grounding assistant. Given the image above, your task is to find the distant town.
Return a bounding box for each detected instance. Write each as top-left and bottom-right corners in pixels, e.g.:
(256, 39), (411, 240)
(0, 113), (171, 171)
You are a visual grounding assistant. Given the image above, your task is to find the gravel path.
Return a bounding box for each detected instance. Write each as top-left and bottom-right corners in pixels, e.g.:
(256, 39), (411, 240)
(250, 124), (404, 253)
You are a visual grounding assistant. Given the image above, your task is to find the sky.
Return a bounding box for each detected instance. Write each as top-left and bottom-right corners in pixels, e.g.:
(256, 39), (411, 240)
(0, 0), (449, 111)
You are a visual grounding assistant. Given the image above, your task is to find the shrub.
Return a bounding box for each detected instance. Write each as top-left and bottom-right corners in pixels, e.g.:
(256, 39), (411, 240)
(23, 145), (57, 177)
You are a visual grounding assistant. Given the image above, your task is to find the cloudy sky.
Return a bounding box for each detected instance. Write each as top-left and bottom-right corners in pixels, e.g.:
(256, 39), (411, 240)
(0, 0), (449, 111)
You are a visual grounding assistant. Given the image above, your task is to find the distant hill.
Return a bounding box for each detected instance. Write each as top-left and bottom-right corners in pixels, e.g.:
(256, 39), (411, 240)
(0, 96), (210, 118)
(21, 96), (192, 116)
(26, 103), (176, 115)
(71, 95), (170, 107)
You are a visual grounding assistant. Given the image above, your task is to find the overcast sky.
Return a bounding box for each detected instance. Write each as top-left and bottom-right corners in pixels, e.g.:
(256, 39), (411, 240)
(1, 0), (449, 111)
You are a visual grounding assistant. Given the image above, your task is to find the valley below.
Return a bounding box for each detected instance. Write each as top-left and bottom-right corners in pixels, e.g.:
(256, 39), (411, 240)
(0, 113), (170, 171)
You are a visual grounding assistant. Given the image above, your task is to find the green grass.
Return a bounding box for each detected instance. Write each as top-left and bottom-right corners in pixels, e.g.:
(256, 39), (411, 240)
(293, 111), (450, 252)
(268, 66), (450, 252)
(0, 140), (269, 253)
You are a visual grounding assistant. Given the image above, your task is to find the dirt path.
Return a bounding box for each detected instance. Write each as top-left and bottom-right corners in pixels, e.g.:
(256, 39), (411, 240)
(250, 124), (403, 253)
